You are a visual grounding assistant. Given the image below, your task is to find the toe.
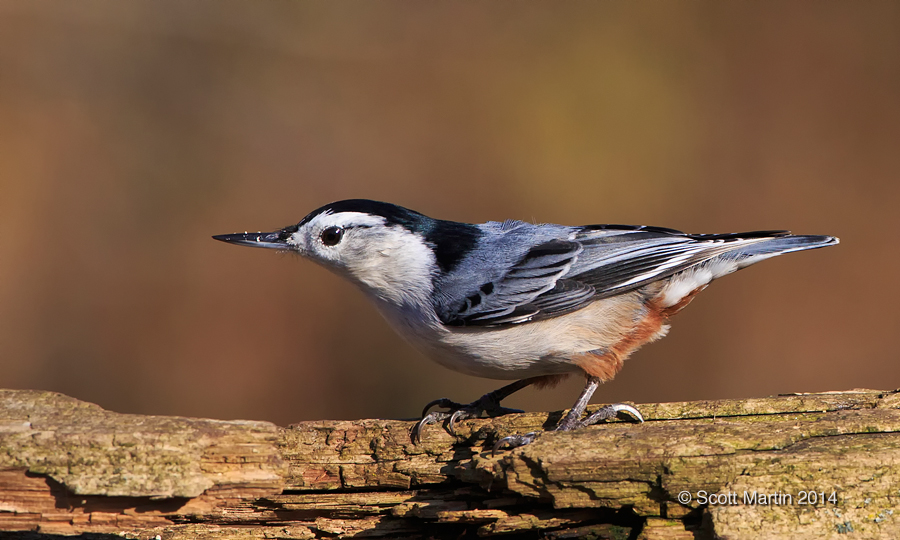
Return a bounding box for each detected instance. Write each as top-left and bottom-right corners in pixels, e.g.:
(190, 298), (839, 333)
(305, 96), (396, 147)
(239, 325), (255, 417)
(492, 432), (538, 454)
(580, 403), (644, 428)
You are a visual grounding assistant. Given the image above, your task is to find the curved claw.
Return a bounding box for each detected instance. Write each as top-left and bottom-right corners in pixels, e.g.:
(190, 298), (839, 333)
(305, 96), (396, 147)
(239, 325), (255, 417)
(448, 408), (470, 435)
(610, 403), (644, 423)
(411, 411), (450, 443)
(492, 432), (539, 455)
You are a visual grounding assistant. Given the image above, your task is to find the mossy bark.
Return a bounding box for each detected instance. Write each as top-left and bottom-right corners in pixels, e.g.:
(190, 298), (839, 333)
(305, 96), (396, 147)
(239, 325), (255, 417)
(0, 389), (898, 539)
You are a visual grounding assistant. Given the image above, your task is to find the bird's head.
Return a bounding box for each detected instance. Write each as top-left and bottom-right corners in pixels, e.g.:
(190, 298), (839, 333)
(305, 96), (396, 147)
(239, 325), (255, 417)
(214, 200), (475, 308)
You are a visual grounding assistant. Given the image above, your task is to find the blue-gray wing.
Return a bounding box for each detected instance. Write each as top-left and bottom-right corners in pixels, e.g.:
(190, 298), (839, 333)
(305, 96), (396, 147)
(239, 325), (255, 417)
(441, 225), (792, 327)
(442, 239), (594, 326)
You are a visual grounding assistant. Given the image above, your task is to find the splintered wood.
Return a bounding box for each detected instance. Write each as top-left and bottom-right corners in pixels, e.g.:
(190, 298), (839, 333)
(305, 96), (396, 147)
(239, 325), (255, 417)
(0, 389), (899, 539)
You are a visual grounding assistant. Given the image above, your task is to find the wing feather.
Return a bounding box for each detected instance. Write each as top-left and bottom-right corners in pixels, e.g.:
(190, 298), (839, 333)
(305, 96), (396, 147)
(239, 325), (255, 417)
(570, 230), (773, 298)
(443, 239), (585, 326)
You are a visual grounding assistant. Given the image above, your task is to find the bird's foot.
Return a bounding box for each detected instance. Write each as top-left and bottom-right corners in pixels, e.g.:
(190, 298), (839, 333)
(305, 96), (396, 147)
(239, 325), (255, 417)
(492, 403), (643, 453)
(557, 403), (644, 431)
(411, 392), (524, 443)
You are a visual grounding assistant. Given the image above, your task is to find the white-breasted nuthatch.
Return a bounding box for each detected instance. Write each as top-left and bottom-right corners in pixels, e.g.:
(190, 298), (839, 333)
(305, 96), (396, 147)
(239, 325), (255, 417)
(214, 199), (838, 450)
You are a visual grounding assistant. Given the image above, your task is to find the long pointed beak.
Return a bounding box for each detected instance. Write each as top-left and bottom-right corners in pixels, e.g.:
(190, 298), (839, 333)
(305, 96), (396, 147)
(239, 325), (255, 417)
(212, 230), (289, 250)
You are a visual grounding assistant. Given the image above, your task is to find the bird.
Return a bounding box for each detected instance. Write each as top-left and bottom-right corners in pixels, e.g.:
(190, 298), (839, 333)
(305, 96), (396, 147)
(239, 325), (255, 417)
(213, 199), (838, 450)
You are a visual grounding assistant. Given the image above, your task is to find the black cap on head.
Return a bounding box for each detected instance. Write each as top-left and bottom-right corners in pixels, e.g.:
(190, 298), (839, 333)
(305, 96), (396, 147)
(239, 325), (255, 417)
(297, 199), (431, 230)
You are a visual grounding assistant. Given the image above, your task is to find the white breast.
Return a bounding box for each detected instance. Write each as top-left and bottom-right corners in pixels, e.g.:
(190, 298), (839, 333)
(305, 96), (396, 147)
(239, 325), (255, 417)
(374, 291), (651, 380)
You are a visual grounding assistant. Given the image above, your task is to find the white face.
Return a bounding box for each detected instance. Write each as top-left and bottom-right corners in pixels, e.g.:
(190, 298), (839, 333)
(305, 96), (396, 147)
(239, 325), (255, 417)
(286, 211), (437, 307)
(286, 211), (387, 268)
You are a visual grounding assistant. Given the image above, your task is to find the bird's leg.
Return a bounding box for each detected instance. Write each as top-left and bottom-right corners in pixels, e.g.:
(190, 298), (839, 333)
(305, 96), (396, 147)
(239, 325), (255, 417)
(493, 376), (643, 452)
(554, 375), (601, 431)
(412, 377), (542, 443)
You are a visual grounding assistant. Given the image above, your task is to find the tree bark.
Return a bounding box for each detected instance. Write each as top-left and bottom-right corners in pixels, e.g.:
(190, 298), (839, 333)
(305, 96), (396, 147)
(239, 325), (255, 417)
(0, 388), (898, 539)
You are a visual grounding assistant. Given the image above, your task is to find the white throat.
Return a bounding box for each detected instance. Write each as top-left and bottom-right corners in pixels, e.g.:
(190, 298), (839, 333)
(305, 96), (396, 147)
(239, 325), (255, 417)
(345, 226), (436, 310)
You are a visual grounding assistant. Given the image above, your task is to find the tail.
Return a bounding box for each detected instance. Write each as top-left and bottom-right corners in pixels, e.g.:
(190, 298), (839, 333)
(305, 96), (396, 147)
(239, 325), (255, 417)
(724, 234), (839, 268)
(656, 233), (838, 309)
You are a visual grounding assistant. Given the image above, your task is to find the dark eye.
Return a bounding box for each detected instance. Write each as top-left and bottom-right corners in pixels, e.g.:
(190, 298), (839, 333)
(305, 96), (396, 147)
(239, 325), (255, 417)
(320, 226), (344, 246)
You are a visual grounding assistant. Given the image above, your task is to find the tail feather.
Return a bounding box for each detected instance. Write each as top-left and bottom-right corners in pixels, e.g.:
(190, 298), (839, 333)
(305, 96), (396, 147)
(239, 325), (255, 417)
(657, 234), (838, 308)
(725, 234), (839, 265)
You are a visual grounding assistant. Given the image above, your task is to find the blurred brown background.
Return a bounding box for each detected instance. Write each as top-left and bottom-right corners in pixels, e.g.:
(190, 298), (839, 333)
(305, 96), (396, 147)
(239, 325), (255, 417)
(1, 2), (898, 426)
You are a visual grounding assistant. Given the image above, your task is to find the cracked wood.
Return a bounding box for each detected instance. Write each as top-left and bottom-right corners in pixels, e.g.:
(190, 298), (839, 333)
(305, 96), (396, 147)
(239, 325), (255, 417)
(0, 389), (898, 539)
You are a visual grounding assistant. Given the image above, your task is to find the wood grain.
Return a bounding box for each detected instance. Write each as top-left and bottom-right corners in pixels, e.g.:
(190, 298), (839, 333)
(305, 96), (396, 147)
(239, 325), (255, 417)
(0, 389), (898, 539)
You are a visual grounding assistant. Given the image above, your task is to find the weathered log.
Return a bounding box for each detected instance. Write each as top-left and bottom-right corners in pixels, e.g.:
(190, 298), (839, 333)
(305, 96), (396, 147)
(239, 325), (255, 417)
(0, 388), (898, 539)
